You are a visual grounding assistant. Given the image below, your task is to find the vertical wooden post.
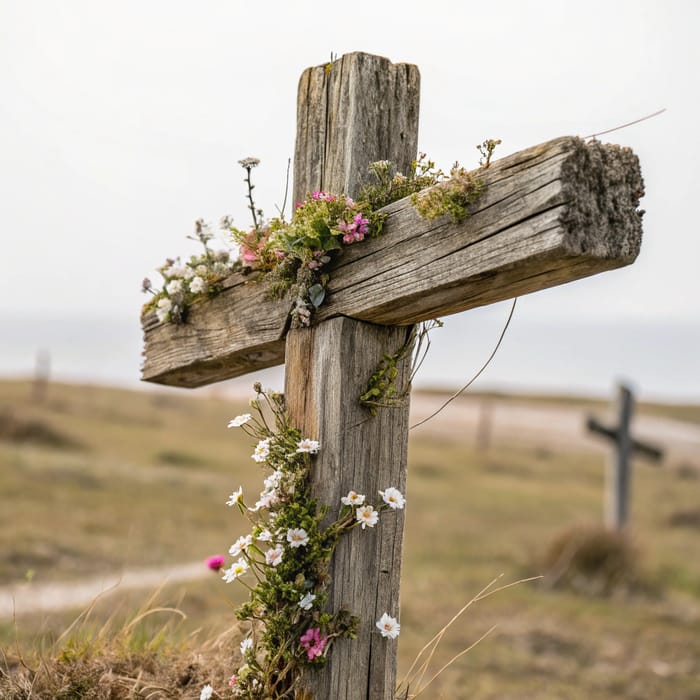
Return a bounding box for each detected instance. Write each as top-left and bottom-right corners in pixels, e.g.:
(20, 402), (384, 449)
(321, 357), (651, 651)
(606, 384), (634, 530)
(285, 52), (420, 699)
(285, 320), (413, 699)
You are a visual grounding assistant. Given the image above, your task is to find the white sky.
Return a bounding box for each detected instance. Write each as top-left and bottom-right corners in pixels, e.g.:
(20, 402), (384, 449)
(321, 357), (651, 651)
(1, 0), (698, 399)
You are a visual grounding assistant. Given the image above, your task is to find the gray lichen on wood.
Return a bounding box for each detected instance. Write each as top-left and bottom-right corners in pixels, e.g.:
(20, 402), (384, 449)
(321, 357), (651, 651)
(559, 138), (644, 259)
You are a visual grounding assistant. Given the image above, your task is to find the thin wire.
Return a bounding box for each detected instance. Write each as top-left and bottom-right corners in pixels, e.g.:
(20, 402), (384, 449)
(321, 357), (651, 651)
(584, 108), (666, 139)
(409, 298), (517, 431)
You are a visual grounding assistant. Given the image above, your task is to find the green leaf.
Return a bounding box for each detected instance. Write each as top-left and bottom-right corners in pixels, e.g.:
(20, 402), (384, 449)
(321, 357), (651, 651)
(308, 284), (326, 308)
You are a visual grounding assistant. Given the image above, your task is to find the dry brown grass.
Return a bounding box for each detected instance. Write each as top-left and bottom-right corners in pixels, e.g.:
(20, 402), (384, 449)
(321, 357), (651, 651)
(2, 380), (700, 698)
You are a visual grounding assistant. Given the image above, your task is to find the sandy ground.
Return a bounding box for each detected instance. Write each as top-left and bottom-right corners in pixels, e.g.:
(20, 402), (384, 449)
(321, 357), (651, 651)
(2, 397), (698, 619)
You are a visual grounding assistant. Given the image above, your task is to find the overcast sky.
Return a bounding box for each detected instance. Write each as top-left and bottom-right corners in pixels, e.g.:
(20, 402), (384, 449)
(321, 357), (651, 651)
(1, 1), (698, 399)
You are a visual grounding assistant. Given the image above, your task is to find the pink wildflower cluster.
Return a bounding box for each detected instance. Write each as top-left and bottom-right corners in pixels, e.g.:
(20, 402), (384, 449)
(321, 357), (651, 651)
(300, 627), (328, 660)
(239, 227), (273, 268)
(311, 191), (335, 202)
(338, 212), (370, 244)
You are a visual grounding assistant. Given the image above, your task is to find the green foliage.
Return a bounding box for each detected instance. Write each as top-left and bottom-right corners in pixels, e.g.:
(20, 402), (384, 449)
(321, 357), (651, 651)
(230, 191), (384, 327)
(145, 141), (498, 329)
(225, 389), (389, 697)
(360, 320), (443, 415)
(410, 164), (484, 223)
(477, 138), (502, 168)
(359, 153), (445, 210)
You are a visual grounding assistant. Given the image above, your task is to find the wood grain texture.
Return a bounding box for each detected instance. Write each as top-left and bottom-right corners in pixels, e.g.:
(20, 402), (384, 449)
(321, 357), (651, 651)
(141, 137), (644, 388)
(284, 318), (413, 700)
(316, 136), (644, 325)
(141, 274), (288, 387)
(294, 52), (420, 202)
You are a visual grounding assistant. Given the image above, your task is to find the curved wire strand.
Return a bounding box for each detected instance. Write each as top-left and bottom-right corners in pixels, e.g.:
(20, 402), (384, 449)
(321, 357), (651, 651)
(410, 298), (517, 431)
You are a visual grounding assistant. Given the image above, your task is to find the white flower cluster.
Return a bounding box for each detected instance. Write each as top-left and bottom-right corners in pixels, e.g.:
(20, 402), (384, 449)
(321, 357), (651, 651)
(340, 485), (406, 530)
(220, 432), (319, 589)
(146, 220), (238, 324)
(220, 394), (407, 697)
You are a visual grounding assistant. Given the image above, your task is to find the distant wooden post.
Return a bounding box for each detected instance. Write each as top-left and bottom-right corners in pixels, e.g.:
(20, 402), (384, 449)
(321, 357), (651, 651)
(475, 398), (492, 453)
(141, 52), (646, 699)
(31, 349), (50, 403)
(587, 384), (663, 530)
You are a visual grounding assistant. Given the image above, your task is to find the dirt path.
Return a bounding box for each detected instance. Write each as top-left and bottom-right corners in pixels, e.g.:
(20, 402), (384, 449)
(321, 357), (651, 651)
(0, 562), (208, 619)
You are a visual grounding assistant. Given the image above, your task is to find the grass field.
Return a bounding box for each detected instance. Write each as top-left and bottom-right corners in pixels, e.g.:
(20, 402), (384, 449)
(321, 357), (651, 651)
(1, 379), (699, 698)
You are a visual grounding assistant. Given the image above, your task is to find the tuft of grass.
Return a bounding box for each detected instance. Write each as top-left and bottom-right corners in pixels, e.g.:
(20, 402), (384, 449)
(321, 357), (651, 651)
(0, 587), (241, 699)
(0, 411), (84, 450)
(541, 524), (642, 596)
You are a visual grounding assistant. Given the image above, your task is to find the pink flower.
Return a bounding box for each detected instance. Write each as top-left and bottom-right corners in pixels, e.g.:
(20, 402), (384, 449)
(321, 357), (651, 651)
(238, 227), (270, 267)
(300, 628), (328, 660)
(206, 555), (225, 571)
(353, 213), (369, 233)
(228, 674), (238, 687)
(311, 191), (335, 202)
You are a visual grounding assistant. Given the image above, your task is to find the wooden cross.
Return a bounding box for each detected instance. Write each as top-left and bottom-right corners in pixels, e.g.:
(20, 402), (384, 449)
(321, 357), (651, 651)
(587, 384), (663, 530)
(141, 52), (645, 699)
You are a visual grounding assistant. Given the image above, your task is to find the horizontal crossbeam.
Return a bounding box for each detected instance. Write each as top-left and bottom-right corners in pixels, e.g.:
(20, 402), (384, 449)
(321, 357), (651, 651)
(141, 136), (644, 388)
(586, 417), (664, 462)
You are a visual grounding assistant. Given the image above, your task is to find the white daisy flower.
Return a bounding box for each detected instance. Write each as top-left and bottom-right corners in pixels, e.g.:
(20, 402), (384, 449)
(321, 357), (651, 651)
(376, 612), (400, 639)
(296, 438), (320, 454)
(286, 528), (309, 548)
(379, 487), (405, 510)
(341, 490), (365, 506)
(228, 413), (252, 428)
(356, 505), (379, 529)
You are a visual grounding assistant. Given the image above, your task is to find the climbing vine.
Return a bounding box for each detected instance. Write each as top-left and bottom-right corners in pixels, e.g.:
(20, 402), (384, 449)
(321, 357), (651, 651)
(218, 385), (404, 698)
(359, 320), (443, 415)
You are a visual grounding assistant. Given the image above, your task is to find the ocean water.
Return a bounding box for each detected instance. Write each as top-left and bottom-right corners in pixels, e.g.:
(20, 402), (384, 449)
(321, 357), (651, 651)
(2, 311), (699, 403)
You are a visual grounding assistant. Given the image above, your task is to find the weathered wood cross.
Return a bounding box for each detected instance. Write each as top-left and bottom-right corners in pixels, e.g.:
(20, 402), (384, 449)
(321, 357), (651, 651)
(587, 384), (663, 530)
(141, 52), (644, 699)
